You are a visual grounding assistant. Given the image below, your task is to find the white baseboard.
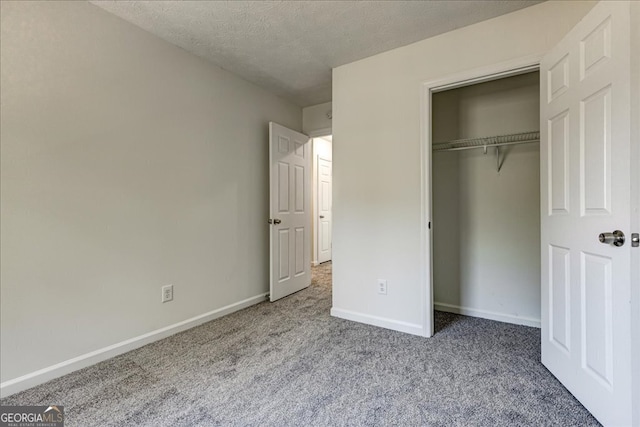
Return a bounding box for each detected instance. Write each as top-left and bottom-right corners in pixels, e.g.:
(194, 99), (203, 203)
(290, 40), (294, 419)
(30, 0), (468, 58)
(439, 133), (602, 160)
(434, 302), (541, 328)
(330, 307), (425, 337)
(0, 292), (268, 398)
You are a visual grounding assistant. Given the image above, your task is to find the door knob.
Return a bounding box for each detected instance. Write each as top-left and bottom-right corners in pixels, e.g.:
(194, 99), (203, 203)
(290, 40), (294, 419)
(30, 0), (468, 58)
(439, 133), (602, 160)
(319, 215), (325, 218)
(598, 230), (625, 247)
(273, 219), (281, 225)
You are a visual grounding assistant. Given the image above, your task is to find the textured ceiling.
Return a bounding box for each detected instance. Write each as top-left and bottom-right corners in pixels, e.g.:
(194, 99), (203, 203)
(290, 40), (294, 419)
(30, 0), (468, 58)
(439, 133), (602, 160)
(91, 1), (544, 107)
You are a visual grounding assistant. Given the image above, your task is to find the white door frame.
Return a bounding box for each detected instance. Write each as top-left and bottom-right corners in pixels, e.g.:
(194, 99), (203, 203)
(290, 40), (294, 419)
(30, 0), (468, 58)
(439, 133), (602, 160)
(419, 54), (542, 337)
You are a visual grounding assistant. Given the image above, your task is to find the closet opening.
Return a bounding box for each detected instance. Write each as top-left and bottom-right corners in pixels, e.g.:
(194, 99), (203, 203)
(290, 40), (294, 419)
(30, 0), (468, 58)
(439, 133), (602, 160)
(431, 70), (541, 330)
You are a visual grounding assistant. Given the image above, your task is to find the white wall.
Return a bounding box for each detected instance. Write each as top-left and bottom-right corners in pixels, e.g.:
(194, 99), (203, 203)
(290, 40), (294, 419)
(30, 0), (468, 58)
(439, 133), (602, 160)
(432, 73), (541, 326)
(303, 102), (333, 135)
(0, 1), (301, 392)
(331, 1), (595, 334)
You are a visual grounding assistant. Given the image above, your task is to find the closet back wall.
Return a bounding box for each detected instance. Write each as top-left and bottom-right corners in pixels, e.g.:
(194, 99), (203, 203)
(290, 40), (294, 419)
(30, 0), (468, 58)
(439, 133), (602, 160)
(432, 72), (541, 326)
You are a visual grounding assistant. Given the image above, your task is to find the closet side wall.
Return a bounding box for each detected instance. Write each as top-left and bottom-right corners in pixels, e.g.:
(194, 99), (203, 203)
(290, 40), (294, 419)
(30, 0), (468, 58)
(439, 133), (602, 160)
(433, 72), (541, 325)
(432, 91), (461, 305)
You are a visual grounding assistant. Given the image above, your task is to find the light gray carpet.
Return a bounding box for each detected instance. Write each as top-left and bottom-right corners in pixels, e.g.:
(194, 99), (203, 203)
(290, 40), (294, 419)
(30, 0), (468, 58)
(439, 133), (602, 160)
(1, 262), (599, 426)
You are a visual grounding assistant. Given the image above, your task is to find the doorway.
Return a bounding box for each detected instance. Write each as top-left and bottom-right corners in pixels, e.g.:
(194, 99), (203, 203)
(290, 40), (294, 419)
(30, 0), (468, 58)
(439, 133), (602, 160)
(268, 124), (332, 302)
(420, 59), (542, 337)
(431, 71), (541, 328)
(312, 135), (333, 265)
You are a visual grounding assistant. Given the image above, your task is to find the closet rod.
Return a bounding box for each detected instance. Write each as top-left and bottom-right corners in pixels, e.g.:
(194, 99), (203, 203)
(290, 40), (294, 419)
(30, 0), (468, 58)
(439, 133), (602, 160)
(432, 131), (540, 152)
(432, 138), (539, 152)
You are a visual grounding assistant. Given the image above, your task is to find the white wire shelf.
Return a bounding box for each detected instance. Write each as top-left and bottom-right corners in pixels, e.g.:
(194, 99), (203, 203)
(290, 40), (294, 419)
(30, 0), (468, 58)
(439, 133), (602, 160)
(432, 131), (540, 152)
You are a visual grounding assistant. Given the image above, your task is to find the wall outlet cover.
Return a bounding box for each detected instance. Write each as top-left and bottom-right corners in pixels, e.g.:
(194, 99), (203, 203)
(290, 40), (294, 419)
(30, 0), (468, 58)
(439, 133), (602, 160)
(162, 285), (174, 303)
(377, 279), (387, 295)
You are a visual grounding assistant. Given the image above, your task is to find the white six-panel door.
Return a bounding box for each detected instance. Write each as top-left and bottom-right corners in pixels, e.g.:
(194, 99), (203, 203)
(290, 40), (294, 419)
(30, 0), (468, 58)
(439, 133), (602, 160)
(540, 2), (632, 425)
(269, 122), (311, 301)
(317, 157), (332, 264)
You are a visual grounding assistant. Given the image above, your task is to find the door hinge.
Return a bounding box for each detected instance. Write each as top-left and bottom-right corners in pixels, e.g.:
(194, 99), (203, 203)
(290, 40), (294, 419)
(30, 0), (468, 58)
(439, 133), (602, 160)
(632, 233), (639, 248)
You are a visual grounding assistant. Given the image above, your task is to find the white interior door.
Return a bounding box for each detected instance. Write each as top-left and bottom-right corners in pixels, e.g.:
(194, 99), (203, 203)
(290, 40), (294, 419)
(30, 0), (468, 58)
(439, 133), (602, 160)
(269, 122), (311, 301)
(540, 2), (632, 425)
(317, 157), (332, 263)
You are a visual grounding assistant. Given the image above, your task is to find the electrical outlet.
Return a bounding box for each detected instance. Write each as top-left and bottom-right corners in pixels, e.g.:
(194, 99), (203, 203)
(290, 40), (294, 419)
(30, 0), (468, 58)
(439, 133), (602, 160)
(377, 279), (387, 295)
(162, 285), (173, 303)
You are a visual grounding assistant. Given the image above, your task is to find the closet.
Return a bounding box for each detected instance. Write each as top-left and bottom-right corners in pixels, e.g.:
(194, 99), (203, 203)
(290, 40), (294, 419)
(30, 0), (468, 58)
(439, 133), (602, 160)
(432, 71), (541, 327)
